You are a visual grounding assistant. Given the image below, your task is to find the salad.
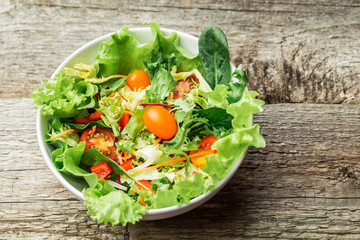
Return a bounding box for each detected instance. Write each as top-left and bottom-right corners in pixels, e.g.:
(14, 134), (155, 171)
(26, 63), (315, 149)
(31, 22), (265, 226)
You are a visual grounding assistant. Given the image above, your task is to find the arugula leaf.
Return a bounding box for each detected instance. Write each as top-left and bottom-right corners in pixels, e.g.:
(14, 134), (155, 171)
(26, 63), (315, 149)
(198, 27), (231, 89)
(192, 107), (234, 131)
(145, 68), (176, 103)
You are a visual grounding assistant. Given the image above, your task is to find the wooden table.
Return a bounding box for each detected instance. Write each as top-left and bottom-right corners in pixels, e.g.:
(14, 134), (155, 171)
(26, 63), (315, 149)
(1, 1), (359, 239)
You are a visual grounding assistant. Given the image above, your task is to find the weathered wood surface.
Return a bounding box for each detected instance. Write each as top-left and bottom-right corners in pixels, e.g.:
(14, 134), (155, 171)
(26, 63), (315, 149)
(1, 0), (360, 239)
(0, 99), (360, 239)
(0, 0), (359, 103)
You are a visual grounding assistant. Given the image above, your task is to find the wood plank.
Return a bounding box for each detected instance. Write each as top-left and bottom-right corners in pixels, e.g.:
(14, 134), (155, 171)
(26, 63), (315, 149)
(0, 98), (359, 238)
(0, 0), (359, 103)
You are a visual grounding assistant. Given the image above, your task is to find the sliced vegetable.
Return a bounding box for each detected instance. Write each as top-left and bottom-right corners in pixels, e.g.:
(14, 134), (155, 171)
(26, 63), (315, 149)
(90, 161), (113, 179)
(80, 127), (118, 161)
(50, 129), (82, 140)
(135, 180), (153, 192)
(120, 160), (133, 171)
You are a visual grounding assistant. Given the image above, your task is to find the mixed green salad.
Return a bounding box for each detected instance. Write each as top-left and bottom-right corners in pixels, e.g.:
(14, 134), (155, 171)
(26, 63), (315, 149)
(31, 22), (265, 226)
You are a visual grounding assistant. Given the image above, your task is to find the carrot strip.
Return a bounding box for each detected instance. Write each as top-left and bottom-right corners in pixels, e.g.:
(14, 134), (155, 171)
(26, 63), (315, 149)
(90, 125), (97, 137)
(123, 110), (134, 116)
(128, 149), (216, 173)
(108, 92), (116, 97)
(51, 129), (82, 140)
(153, 137), (162, 146)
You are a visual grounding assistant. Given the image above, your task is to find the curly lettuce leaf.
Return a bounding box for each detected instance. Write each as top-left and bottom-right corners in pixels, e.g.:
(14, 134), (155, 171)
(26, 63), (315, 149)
(31, 70), (98, 118)
(96, 22), (201, 77)
(83, 184), (146, 226)
(145, 68), (176, 103)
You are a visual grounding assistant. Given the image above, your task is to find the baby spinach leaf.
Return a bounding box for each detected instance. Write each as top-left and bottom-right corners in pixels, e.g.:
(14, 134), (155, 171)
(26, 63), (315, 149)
(227, 69), (248, 104)
(198, 27), (231, 89)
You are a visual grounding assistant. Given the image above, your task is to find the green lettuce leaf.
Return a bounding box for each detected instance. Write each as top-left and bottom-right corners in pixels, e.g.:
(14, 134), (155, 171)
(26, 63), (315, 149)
(83, 185), (147, 226)
(173, 173), (204, 204)
(96, 22), (201, 77)
(31, 70), (98, 118)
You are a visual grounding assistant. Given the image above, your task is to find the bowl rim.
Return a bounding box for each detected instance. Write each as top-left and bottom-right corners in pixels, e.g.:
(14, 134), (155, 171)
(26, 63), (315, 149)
(36, 26), (246, 218)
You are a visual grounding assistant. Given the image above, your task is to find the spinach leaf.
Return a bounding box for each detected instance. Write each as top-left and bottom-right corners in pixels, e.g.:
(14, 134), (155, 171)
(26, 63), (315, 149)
(227, 69), (248, 104)
(194, 107), (233, 130)
(198, 27), (231, 89)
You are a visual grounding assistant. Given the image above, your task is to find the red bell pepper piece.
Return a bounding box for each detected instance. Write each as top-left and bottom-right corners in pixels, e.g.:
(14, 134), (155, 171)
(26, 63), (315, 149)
(90, 161), (113, 179)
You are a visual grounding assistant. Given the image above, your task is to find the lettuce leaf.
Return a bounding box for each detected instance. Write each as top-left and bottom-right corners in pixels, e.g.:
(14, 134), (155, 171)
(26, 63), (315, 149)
(83, 185), (146, 226)
(96, 22), (201, 77)
(31, 70), (98, 118)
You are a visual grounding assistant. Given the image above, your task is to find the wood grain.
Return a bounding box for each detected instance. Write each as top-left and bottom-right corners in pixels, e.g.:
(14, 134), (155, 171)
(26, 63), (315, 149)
(1, 98), (359, 239)
(0, 0), (359, 103)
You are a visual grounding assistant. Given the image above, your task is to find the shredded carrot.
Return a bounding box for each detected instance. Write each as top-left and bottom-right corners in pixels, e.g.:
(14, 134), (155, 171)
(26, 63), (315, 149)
(102, 74), (127, 82)
(139, 197), (146, 206)
(123, 110), (134, 116)
(90, 125), (97, 137)
(108, 92), (116, 97)
(128, 149), (216, 173)
(169, 92), (174, 100)
(51, 129), (82, 140)
(153, 137), (162, 146)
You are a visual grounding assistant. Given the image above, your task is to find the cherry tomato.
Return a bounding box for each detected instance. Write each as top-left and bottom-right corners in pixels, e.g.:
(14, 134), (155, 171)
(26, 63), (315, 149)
(135, 180), (153, 192)
(80, 127), (118, 161)
(199, 136), (218, 150)
(189, 136), (219, 156)
(90, 161), (113, 179)
(118, 111), (130, 132)
(126, 70), (151, 91)
(143, 106), (177, 139)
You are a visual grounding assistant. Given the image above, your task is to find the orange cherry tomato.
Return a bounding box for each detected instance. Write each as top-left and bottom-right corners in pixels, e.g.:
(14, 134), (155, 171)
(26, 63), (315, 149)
(126, 70), (151, 91)
(143, 106), (177, 139)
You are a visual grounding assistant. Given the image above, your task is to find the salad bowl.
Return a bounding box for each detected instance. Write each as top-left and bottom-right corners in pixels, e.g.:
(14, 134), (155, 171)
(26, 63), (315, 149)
(36, 26), (259, 222)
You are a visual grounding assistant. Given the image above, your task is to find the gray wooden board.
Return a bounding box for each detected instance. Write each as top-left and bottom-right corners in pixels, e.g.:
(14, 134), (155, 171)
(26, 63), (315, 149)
(0, 0), (359, 103)
(0, 98), (359, 239)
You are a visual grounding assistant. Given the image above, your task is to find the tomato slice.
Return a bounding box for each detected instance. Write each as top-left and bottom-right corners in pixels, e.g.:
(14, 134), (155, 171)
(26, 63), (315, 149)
(135, 180), (153, 192)
(90, 161), (113, 179)
(80, 126), (118, 161)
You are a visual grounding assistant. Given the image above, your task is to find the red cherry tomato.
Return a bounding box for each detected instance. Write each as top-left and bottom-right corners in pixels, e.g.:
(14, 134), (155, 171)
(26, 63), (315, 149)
(190, 136), (219, 156)
(118, 111), (131, 132)
(135, 180), (153, 192)
(126, 70), (151, 91)
(90, 161), (113, 179)
(143, 106), (177, 139)
(80, 127), (118, 161)
(199, 136), (218, 150)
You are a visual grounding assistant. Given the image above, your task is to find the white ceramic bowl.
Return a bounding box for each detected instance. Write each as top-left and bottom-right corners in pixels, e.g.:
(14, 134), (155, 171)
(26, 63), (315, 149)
(36, 27), (245, 221)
